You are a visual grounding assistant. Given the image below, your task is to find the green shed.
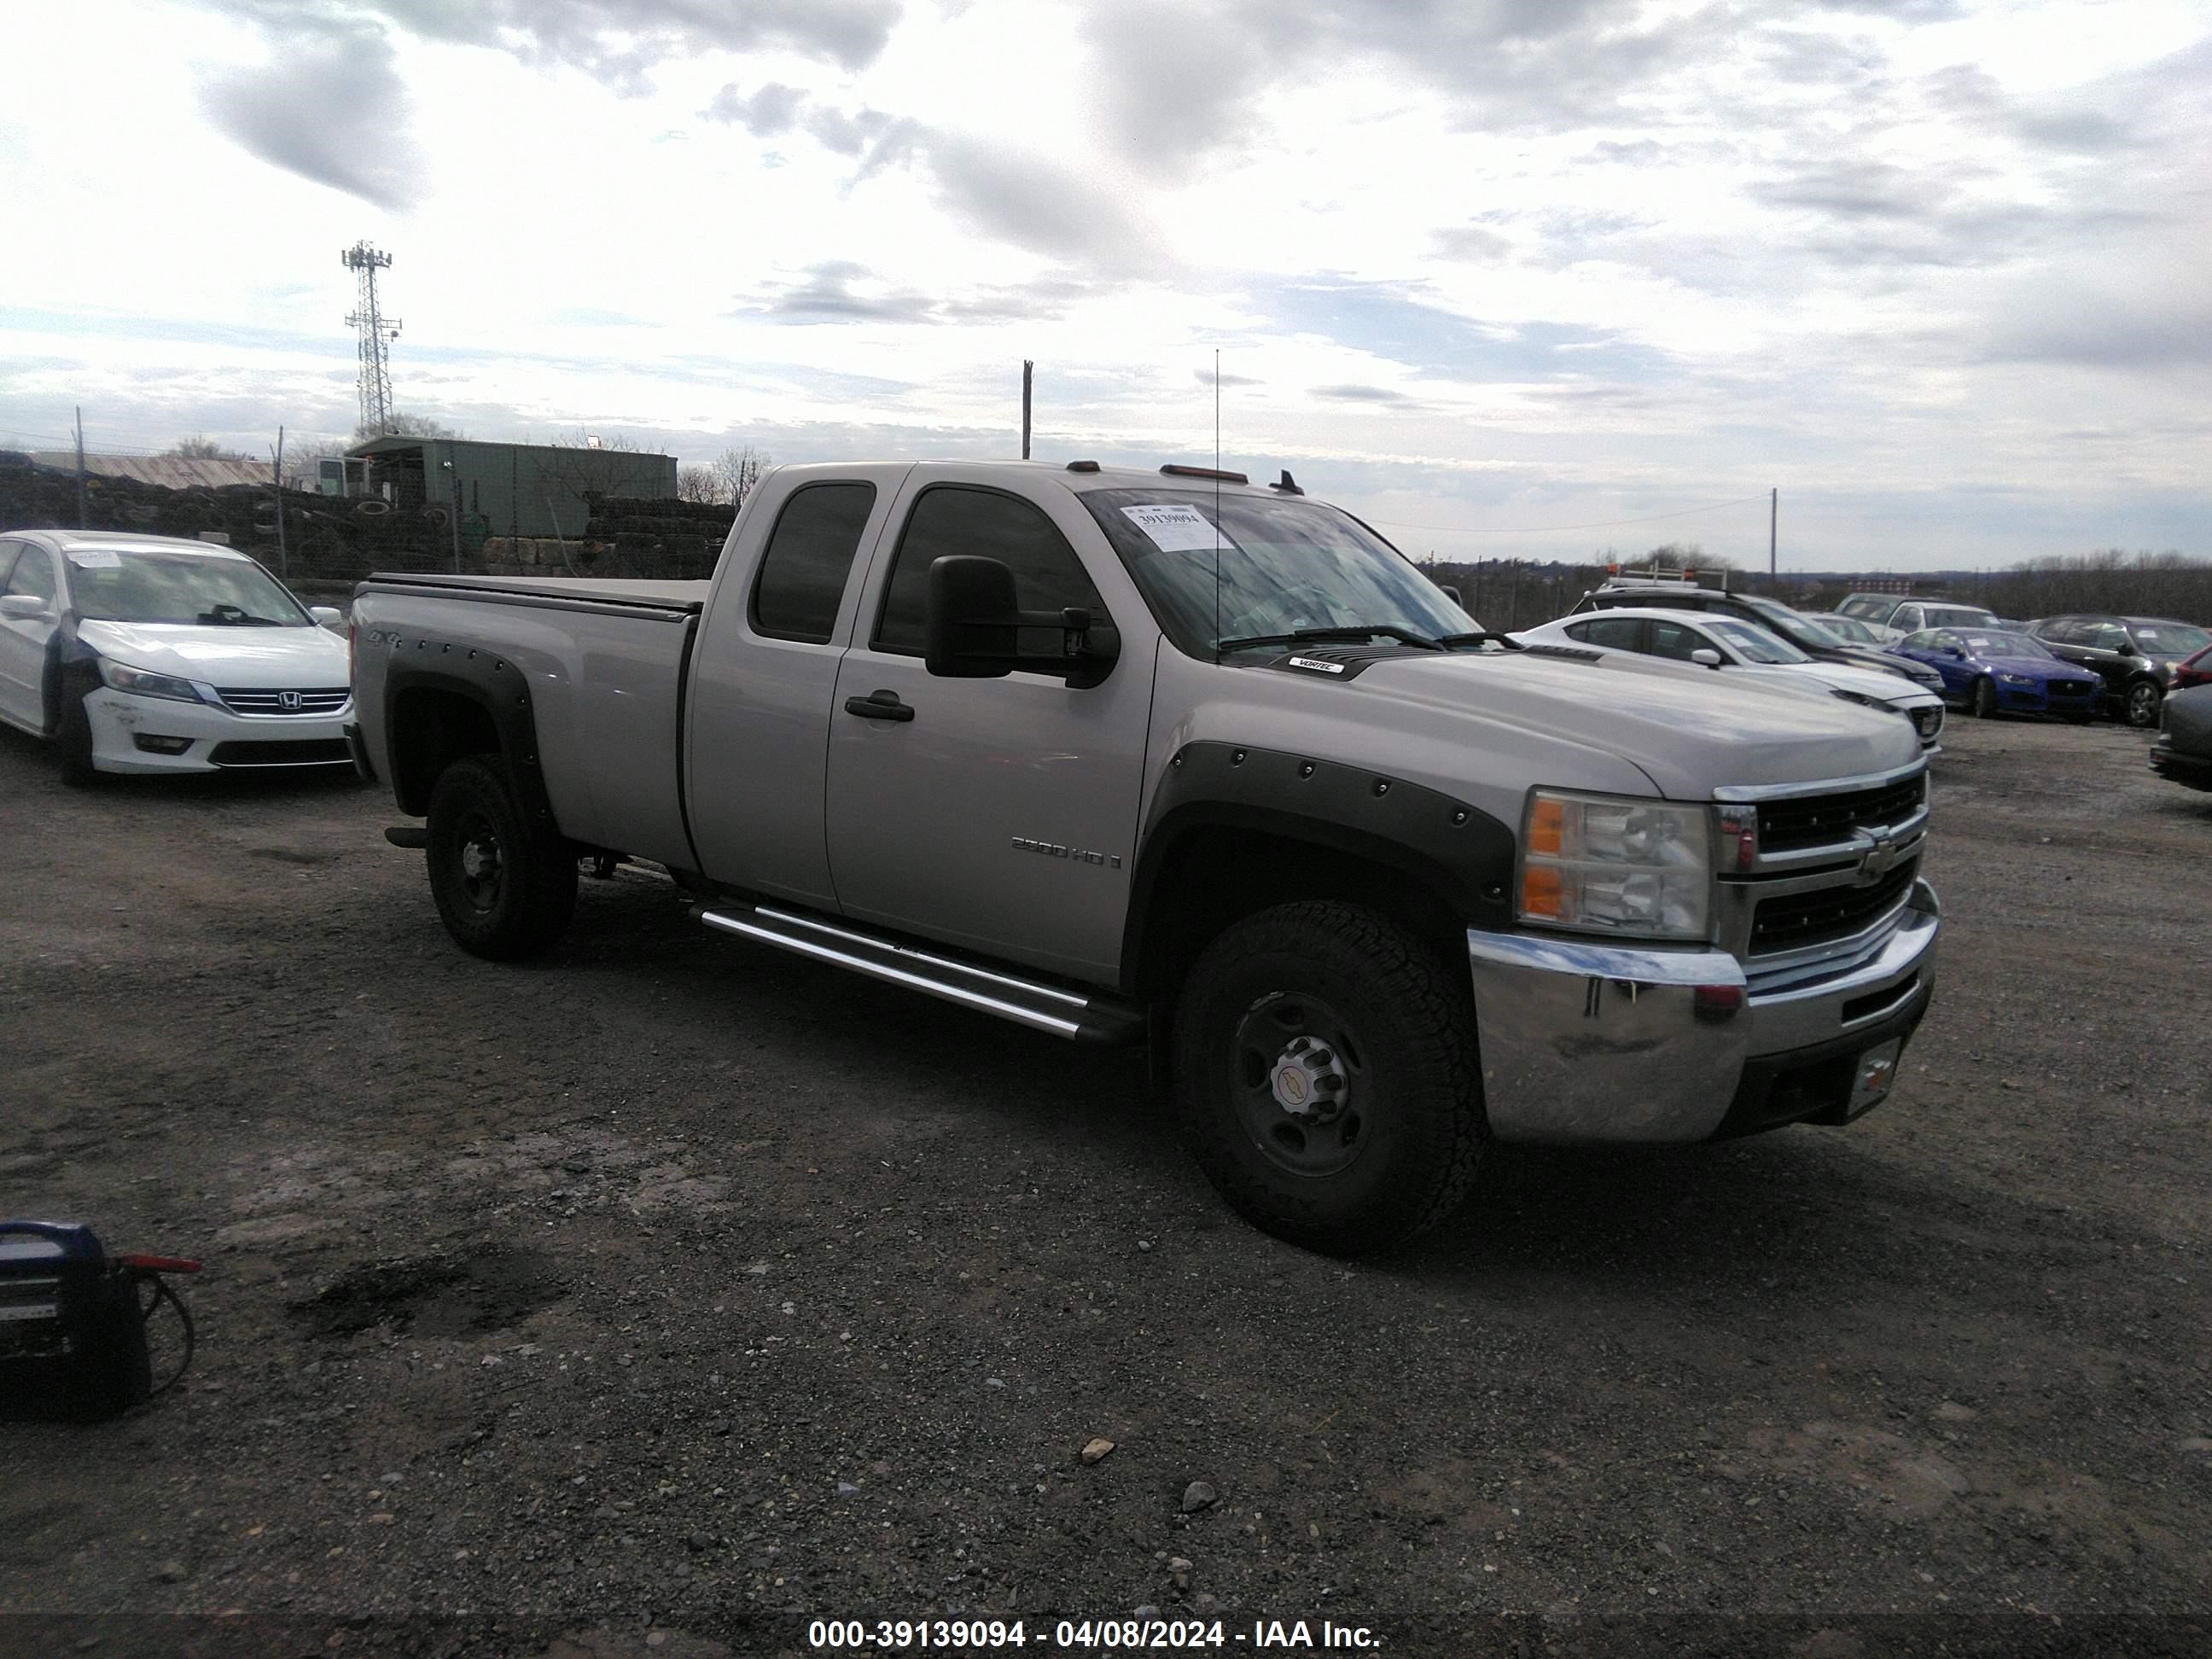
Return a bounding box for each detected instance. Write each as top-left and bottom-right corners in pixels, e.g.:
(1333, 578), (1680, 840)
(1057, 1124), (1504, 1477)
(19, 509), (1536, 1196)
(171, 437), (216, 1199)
(339, 437), (678, 538)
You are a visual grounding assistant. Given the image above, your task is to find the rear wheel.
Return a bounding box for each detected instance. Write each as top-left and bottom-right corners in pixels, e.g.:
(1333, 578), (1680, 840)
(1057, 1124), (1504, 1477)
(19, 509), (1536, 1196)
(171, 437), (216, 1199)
(1970, 678), (1999, 719)
(2127, 679), (2162, 728)
(56, 692), (99, 786)
(1172, 901), (1486, 1255)
(425, 756), (576, 958)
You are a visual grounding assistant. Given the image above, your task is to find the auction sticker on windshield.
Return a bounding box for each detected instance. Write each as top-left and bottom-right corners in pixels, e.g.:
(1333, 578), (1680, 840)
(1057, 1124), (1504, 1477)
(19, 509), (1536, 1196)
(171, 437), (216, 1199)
(67, 550), (120, 568)
(1121, 503), (1237, 554)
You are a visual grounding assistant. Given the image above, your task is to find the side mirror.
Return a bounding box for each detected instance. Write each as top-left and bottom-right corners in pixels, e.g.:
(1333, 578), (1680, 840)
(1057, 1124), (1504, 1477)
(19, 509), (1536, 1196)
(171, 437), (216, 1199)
(310, 606), (344, 630)
(1690, 648), (1723, 668)
(1943, 645), (1965, 659)
(923, 556), (1118, 688)
(0, 594), (49, 620)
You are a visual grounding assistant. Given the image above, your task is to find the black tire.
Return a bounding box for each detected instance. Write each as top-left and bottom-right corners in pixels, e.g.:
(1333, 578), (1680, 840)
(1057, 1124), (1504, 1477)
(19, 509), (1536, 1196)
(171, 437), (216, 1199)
(56, 691), (99, 786)
(2126, 679), (2162, 729)
(1971, 678), (1999, 719)
(1171, 901), (1486, 1255)
(424, 756), (576, 959)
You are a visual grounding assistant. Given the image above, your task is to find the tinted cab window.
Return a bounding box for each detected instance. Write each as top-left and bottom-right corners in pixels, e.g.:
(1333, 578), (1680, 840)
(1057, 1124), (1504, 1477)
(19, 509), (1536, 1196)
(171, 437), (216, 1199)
(749, 481), (876, 643)
(875, 486), (1105, 656)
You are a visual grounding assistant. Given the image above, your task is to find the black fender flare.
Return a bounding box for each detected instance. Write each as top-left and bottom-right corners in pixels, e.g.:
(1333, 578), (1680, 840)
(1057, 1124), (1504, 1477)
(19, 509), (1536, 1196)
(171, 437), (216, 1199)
(382, 639), (559, 840)
(1120, 741), (1519, 997)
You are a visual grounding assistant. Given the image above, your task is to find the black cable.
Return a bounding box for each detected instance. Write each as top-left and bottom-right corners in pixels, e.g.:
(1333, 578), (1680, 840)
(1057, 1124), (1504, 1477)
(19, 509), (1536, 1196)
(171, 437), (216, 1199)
(137, 1272), (196, 1399)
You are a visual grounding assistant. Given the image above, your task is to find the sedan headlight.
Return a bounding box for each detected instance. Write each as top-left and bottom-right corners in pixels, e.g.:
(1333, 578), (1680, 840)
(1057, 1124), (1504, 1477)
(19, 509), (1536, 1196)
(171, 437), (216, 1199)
(1997, 672), (2034, 686)
(1519, 789), (1711, 940)
(98, 659), (212, 704)
(1829, 688), (1890, 711)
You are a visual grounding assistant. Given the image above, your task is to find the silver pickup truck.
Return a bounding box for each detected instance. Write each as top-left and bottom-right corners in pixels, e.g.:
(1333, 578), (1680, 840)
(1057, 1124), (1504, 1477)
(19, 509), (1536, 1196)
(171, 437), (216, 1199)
(349, 459), (1940, 1254)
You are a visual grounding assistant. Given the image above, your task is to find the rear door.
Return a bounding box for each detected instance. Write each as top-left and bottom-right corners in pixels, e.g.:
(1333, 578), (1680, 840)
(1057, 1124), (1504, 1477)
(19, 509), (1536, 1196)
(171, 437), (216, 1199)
(684, 466), (908, 907)
(823, 474), (1155, 983)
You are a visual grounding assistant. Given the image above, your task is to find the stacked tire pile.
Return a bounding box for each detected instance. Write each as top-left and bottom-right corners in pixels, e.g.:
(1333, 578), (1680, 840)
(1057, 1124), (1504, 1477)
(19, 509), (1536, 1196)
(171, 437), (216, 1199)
(0, 451), (459, 583)
(573, 494), (736, 580)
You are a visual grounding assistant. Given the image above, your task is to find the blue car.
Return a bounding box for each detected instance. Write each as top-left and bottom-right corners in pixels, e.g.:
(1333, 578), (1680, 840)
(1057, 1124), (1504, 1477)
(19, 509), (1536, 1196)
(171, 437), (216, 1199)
(1887, 626), (2103, 720)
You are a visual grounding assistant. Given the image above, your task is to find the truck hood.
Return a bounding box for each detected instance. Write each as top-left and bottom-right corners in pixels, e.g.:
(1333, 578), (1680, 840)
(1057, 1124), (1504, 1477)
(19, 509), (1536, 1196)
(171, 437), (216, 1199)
(78, 619), (351, 687)
(1344, 648), (1920, 799)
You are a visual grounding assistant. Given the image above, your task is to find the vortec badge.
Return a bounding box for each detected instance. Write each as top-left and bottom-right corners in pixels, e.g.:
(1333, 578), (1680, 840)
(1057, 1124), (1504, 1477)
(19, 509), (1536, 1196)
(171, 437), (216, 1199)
(1285, 656), (1346, 674)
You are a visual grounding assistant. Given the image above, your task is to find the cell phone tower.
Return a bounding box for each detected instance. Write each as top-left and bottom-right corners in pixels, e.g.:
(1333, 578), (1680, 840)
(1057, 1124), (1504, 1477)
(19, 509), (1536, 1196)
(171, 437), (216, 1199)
(341, 241), (401, 435)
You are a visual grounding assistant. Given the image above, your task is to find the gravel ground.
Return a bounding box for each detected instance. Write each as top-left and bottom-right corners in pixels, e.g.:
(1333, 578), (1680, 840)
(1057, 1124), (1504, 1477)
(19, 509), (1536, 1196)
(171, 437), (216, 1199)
(2, 713), (2208, 1658)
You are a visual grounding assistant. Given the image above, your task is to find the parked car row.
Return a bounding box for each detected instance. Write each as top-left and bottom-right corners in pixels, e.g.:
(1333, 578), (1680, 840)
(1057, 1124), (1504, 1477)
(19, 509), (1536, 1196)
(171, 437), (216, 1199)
(1523, 576), (2212, 783)
(1517, 606), (1947, 751)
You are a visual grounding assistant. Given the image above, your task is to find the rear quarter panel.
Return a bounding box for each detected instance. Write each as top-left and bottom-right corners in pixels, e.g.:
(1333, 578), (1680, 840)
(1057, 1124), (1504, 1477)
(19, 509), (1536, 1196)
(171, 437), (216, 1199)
(352, 585), (699, 865)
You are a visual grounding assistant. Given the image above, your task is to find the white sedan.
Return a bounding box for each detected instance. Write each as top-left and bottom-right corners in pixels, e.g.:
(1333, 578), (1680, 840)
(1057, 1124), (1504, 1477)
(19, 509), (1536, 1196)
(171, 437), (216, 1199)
(1517, 606), (1946, 752)
(0, 530), (355, 781)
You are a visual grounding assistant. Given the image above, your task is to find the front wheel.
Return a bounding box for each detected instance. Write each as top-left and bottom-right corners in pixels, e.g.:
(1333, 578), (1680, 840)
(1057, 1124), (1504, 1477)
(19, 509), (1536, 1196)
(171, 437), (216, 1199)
(425, 756), (577, 959)
(2127, 680), (2162, 728)
(56, 691), (99, 786)
(1971, 678), (2000, 719)
(1171, 901), (1486, 1255)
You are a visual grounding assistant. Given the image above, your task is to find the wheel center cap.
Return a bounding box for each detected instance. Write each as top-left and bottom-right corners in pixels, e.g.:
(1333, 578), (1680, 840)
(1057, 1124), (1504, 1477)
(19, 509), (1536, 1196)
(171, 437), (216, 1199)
(461, 839), (498, 881)
(1270, 1036), (1347, 1121)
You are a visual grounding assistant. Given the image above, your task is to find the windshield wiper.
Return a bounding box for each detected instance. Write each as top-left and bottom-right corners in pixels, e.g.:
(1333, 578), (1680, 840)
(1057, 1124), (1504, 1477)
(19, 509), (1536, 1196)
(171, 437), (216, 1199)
(1214, 626), (1445, 655)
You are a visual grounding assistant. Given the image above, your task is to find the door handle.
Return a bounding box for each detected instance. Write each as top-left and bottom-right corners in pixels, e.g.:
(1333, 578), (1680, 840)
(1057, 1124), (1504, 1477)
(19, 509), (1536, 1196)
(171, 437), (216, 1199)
(843, 690), (915, 723)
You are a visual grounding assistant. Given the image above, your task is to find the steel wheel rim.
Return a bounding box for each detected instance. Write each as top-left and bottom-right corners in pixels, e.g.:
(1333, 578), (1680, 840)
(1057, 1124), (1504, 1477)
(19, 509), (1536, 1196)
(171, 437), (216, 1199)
(1231, 991), (1371, 1178)
(454, 813), (504, 913)
(2130, 684), (2159, 725)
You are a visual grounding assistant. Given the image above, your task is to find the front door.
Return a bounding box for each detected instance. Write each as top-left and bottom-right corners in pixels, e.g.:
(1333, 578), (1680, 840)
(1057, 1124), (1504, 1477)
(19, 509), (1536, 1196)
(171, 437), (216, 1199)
(823, 478), (1154, 985)
(0, 542), (60, 733)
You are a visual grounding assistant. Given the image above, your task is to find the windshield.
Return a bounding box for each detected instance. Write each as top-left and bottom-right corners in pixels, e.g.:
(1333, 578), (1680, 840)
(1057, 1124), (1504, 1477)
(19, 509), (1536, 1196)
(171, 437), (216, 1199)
(1706, 617), (1810, 664)
(67, 550), (309, 626)
(1078, 488), (1475, 655)
(1923, 606), (1997, 630)
(1958, 630), (2051, 658)
(2132, 622), (2212, 655)
(1816, 614), (1879, 645)
(1743, 597), (1847, 650)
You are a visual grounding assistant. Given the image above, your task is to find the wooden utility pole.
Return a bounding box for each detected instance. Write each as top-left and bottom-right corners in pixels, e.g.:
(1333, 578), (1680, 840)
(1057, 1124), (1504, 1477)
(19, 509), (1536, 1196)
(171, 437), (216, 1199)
(1021, 360), (1033, 460)
(73, 407), (87, 528)
(272, 426), (288, 577)
(1769, 487), (1778, 579)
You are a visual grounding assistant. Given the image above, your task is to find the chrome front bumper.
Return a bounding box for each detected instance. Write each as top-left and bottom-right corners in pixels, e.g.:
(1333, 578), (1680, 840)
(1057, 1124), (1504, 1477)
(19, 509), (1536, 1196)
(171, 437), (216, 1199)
(1467, 880), (1941, 1144)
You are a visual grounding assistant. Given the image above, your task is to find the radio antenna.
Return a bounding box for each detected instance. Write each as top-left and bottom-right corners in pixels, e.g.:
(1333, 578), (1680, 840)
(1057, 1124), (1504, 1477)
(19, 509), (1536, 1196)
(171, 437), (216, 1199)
(1212, 349), (1222, 660)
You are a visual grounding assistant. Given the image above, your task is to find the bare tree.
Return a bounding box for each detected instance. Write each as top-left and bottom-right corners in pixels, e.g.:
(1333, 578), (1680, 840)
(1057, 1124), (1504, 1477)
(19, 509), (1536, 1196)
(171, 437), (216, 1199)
(167, 435), (247, 460)
(677, 464), (722, 504)
(1641, 541), (1736, 573)
(712, 445), (768, 510)
(358, 411), (463, 441)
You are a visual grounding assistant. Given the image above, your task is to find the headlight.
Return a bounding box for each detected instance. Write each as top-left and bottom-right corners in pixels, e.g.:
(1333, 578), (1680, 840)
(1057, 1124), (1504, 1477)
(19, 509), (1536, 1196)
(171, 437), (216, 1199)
(98, 659), (212, 704)
(1519, 789), (1711, 940)
(1997, 672), (2034, 686)
(1829, 689), (1888, 710)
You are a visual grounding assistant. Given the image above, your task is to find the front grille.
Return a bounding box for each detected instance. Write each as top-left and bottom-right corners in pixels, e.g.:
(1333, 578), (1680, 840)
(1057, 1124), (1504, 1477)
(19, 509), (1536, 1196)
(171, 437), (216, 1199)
(207, 738), (353, 766)
(212, 686), (351, 716)
(1912, 707), (1944, 739)
(1755, 773), (1925, 853)
(2050, 680), (2094, 696)
(1750, 859), (1918, 956)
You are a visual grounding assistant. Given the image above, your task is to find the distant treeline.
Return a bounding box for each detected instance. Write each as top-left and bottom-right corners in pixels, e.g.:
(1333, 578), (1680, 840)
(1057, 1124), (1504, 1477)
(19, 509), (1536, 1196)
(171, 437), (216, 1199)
(1976, 550), (2211, 626)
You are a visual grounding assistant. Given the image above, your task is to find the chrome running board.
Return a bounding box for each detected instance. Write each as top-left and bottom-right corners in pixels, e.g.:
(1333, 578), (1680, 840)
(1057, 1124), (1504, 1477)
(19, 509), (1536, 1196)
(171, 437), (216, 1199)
(696, 902), (1144, 1045)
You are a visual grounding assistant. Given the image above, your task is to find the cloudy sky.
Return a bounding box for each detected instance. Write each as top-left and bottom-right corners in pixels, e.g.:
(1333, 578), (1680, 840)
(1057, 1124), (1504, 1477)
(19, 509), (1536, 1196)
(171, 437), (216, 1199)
(3, 0), (2207, 570)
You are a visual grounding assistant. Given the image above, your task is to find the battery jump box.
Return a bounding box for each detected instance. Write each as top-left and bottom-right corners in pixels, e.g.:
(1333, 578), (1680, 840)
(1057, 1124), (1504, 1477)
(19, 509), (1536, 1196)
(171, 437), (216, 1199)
(0, 1221), (201, 1423)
